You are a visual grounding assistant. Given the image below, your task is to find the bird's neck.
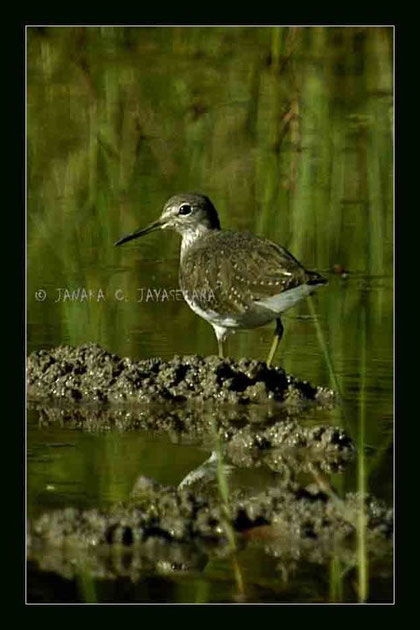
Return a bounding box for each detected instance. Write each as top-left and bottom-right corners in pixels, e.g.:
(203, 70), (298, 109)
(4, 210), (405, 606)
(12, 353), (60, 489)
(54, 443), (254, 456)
(180, 225), (218, 260)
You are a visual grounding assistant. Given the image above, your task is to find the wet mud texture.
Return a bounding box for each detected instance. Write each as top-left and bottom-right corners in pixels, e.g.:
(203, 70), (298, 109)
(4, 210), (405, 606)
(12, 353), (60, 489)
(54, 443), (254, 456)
(28, 476), (393, 582)
(32, 403), (354, 474)
(27, 344), (334, 406)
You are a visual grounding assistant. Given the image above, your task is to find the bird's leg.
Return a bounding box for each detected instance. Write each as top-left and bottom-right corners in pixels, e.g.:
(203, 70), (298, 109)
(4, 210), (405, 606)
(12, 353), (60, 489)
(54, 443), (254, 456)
(266, 318), (284, 367)
(213, 325), (227, 359)
(218, 338), (224, 359)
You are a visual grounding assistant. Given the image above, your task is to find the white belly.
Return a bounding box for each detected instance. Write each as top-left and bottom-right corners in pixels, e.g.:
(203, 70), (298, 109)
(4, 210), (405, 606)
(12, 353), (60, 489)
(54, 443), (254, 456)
(183, 283), (318, 344)
(254, 283), (316, 313)
(185, 298), (275, 329)
(183, 284), (316, 331)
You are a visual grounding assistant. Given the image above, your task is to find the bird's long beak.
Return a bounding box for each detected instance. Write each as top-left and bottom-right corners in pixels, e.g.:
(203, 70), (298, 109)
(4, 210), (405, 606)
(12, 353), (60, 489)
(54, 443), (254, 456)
(114, 219), (164, 247)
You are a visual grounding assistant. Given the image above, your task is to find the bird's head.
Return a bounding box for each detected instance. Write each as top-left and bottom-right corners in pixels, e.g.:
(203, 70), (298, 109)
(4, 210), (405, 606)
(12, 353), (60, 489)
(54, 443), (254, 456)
(114, 193), (221, 247)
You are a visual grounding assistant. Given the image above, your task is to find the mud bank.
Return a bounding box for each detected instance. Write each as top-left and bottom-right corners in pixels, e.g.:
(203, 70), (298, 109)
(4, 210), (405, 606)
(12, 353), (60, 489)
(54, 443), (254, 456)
(29, 344), (386, 582)
(27, 344), (334, 406)
(28, 475), (393, 581)
(28, 344), (352, 472)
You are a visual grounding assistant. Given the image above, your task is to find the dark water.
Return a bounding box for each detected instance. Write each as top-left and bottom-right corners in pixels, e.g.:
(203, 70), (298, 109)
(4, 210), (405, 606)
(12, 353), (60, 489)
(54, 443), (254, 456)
(27, 26), (393, 604)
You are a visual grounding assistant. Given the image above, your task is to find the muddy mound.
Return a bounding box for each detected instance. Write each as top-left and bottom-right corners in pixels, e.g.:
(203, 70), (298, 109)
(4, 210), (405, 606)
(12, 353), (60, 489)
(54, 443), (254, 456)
(27, 344), (334, 406)
(28, 476), (393, 581)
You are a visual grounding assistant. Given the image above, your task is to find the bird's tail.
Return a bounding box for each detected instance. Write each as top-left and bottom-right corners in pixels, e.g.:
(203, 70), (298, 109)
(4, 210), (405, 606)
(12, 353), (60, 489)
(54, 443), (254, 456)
(306, 270), (328, 286)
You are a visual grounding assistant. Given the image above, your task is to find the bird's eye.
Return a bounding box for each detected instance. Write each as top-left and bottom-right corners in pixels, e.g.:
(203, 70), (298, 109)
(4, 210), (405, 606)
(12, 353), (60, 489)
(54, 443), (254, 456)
(178, 203), (192, 216)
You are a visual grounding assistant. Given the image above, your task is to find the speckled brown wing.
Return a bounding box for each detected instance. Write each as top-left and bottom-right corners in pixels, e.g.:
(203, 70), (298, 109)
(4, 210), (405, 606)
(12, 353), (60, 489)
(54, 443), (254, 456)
(179, 231), (312, 315)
